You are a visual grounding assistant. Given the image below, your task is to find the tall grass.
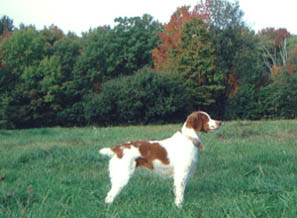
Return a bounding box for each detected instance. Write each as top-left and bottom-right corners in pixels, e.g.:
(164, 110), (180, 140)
(0, 120), (296, 217)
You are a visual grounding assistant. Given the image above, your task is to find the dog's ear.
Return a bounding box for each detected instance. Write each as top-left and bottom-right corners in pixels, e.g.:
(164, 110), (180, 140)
(186, 112), (203, 132)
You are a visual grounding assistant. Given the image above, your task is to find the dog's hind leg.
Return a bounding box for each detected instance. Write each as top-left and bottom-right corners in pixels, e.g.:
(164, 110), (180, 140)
(105, 155), (137, 204)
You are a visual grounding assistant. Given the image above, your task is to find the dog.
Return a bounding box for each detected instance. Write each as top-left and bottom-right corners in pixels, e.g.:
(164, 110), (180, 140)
(99, 111), (221, 207)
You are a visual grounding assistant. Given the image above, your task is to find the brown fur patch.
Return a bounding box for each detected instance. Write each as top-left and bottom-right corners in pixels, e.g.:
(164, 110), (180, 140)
(135, 157), (153, 169)
(111, 143), (132, 158)
(111, 141), (170, 170)
(185, 111), (210, 132)
(134, 141), (170, 169)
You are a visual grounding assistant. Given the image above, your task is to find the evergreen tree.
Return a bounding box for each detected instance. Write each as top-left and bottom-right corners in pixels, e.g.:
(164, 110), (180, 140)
(0, 15), (14, 35)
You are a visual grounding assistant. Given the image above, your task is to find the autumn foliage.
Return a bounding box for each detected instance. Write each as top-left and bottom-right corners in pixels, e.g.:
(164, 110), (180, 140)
(259, 28), (291, 73)
(152, 1), (210, 71)
(259, 28), (290, 47)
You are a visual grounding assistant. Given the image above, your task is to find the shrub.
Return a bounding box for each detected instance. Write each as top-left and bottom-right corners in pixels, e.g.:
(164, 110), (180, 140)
(224, 85), (263, 120)
(260, 70), (297, 119)
(83, 69), (190, 125)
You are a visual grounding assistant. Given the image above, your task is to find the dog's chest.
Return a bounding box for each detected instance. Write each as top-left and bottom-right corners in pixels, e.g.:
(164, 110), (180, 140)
(152, 160), (174, 176)
(164, 134), (198, 162)
(154, 135), (199, 177)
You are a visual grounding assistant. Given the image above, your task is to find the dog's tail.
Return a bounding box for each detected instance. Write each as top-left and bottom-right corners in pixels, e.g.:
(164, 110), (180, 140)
(99, 147), (114, 157)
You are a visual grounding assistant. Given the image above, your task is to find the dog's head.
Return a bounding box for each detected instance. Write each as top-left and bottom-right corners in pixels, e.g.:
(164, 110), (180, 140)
(185, 111), (221, 133)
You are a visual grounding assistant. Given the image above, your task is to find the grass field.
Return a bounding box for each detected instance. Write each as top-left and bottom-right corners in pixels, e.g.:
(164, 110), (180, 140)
(0, 120), (296, 218)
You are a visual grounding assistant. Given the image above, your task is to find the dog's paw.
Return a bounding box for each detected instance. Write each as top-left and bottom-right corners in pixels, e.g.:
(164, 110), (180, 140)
(105, 195), (114, 204)
(175, 199), (183, 208)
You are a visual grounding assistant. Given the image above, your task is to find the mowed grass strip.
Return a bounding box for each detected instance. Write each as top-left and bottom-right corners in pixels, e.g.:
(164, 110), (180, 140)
(0, 120), (296, 217)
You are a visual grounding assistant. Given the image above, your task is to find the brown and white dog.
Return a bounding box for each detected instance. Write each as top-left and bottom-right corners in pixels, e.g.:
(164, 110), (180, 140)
(99, 111), (221, 207)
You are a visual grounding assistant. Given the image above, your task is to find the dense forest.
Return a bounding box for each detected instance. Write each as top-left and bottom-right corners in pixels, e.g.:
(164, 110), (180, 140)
(0, 0), (296, 129)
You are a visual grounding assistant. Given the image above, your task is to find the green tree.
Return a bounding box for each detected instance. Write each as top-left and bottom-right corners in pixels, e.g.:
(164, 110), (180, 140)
(0, 15), (14, 35)
(260, 68), (297, 119)
(153, 5), (224, 113)
(112, 14), (162, 72)
(152, 2), (254, 117)
(53, 33), (85, 125)
(176, 19), (224, 111)
(206, 0), (249, 117)
(201, 0), (270, 119)
(20, 56), (63, 126)
(0, 25), (87, 128)
(75, 14), (162, 90)
(74, 26), (112, 94)
(0, 26), (51, 128)
(0, 26), (50, 78)
(223, 29), (267, 120)
(40, 24), (64, 46)
(259, 36), (297, 119)
(207, 0), (244, 86)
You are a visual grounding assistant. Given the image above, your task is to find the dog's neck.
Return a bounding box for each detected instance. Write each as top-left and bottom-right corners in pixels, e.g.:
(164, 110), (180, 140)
(181, 123), (199, 139)
(181, 123), (205, 150)
(181, 123), (202, 144)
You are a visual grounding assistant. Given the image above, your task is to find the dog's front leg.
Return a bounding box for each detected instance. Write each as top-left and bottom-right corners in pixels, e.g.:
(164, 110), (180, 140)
(173, 168), (191, 207)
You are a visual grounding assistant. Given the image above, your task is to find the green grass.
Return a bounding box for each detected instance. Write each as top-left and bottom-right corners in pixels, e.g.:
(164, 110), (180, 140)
(0, 120), (296, 218)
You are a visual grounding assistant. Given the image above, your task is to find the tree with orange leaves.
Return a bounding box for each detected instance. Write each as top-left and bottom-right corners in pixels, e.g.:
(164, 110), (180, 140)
(152, 1), (225, 110)
(152, 1), (210, 71)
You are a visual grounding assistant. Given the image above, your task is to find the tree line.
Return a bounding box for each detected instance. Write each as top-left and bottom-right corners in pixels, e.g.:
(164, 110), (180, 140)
(0, 0), (296, 129)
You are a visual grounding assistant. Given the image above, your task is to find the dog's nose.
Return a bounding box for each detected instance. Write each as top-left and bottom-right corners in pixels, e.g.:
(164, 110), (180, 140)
(216, 121), (222, 126)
